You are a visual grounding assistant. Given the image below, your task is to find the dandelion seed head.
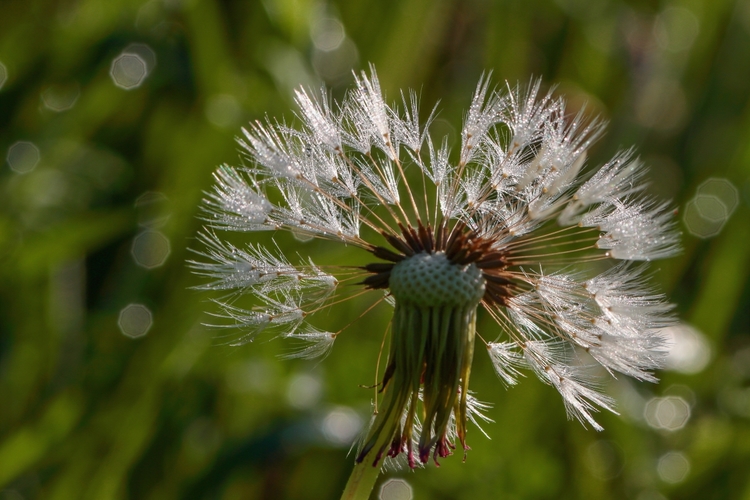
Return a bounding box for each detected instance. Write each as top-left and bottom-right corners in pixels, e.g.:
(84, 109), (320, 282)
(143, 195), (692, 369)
(193, 66), (679, 468)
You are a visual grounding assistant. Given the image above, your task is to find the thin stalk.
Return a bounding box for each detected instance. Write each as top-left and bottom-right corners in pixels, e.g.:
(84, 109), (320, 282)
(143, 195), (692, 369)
(340, 457), (382, 500)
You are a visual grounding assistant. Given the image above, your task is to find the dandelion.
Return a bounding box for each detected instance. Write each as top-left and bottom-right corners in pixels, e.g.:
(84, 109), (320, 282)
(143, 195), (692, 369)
(192, 66), (679, 499)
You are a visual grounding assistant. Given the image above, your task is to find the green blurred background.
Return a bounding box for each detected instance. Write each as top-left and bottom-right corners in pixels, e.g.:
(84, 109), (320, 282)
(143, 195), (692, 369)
(1, 0), (750, 498)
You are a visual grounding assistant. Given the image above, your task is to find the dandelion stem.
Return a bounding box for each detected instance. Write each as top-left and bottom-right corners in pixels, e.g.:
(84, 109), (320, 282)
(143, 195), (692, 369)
(340, 457), (382, 500)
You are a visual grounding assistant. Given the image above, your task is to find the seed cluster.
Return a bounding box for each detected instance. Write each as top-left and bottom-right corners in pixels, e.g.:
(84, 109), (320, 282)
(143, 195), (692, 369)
(363, 220), (514, 307)
(389, 252), (485, 307)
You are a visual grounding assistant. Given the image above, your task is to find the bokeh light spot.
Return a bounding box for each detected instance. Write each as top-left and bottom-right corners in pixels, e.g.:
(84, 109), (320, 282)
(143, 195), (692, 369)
(131, 230), (171, 269)
(205, 94), (242, 129)
(118, 303), (153, 338)
(226, 359), (279, 394)
(311, 17), (346, 51)
(41, 83), (80, 112)
(663, 323), (711, 374)
(312, 38), (358, 82)
(286, 372), (322, 409)
(379, 478), (413, 500)
(135, 191), (171, 228)
(110, 53), (148, 89)
(654, 7), (700, 52)
(124, 43), (157, 72)
(697, 178), (739, 214)
(321, 406), (362, 446)
(731, 346), (750, 379)
(693, 194), (727, 222)
(683, 198), (722, 238)
(0, 61), (7, 90)
(28, 169), (68, 208)
(135, 0), (162, 31)
(635, 78), (687, 131)
(636, 491), (668, 500)
(585, 440), (623, 479)
(7, 141), (41, 174)
(684, 178), (738, 238)
(657, 451), (690, 483)
(644, 396), (691, 431)
(719, 387), (750, 418)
